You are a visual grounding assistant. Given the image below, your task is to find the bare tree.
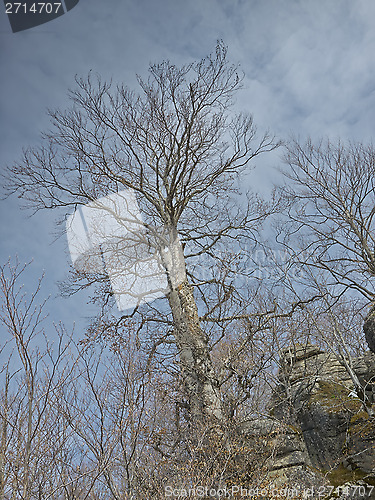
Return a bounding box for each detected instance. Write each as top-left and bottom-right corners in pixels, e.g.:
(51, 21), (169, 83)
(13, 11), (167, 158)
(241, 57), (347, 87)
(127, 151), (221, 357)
(280, 138), (375, 352)
(0, 260), (172, 498)
(0, 260), (76, 499)
(57, 333), (169, 499)
(4, 42), (280, 424)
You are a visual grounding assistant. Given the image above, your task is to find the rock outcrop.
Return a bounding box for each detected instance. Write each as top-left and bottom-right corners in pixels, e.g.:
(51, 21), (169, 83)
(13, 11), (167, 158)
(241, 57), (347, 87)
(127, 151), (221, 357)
(242, 344), (375, 496)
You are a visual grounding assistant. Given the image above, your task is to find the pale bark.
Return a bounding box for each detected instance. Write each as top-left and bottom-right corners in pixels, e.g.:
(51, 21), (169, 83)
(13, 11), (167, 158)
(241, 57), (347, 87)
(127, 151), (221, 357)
(159, 228), (223, 422)
(168, 280), (223, 422)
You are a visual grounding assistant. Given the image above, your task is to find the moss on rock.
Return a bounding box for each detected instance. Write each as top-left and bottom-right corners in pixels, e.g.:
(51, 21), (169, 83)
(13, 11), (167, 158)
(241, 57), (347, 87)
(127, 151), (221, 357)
(309, 381), (361, 413)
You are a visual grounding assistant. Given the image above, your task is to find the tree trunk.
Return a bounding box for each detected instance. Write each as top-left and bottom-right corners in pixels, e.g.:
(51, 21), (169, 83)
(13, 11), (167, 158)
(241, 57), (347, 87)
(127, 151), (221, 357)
(162, 230), (224, 423)
(167, 281), (223, 423)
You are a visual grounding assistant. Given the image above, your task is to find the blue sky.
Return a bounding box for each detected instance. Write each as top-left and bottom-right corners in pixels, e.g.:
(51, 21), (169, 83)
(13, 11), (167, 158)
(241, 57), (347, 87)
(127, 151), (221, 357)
(1, 0), (375, 335)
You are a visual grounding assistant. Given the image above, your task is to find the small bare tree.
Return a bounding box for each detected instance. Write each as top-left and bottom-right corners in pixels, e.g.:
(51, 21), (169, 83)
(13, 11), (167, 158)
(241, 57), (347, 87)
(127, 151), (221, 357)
(0, 260), (74, 499)
(4, 43), (280, 424)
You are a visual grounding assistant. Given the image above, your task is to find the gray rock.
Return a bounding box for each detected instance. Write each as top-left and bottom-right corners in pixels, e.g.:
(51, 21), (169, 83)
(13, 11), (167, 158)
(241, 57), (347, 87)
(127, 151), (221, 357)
(267, 344), (375, 489)
(239, 417), (328, 489)
(364, 306), (375, 354)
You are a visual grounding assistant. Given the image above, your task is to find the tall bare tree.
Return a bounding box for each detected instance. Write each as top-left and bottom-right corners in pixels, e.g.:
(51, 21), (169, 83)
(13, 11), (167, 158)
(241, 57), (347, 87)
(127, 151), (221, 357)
(4, 43), (280, 424)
